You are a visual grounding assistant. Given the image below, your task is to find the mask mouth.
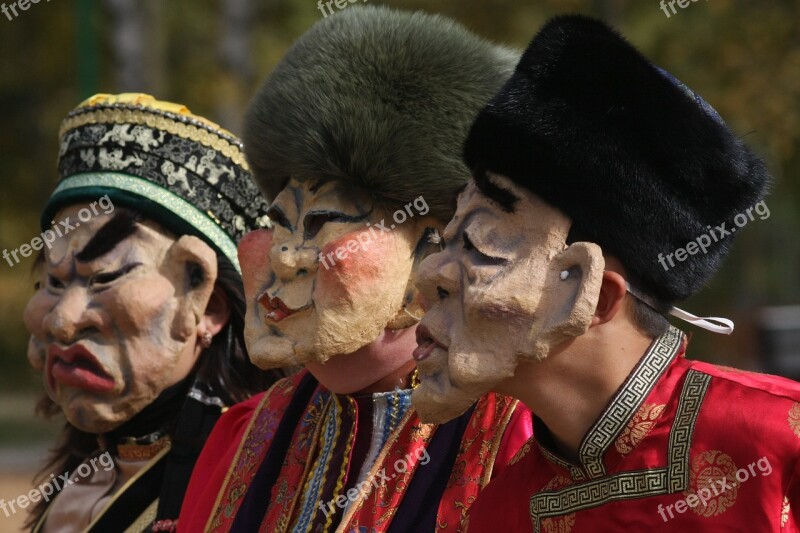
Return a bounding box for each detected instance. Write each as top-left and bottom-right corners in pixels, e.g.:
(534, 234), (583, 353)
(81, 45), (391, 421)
(47, 343), (115, 394)
(258, 292), (307, 323)
(413, 323), (448, 362)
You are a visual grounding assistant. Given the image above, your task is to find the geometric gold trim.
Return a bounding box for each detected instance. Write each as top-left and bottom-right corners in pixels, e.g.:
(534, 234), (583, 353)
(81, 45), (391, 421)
(60, 107), (249, 171)
(579, 326), (683, 478)
(667, 371), (710, 491)
(529, 367), (710, 533)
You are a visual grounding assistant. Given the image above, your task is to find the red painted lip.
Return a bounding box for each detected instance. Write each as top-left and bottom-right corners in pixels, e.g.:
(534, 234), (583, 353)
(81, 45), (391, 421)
(414, 324), (448, 362)
(258, 292), (300, 323)
(47, 344), (115, 394)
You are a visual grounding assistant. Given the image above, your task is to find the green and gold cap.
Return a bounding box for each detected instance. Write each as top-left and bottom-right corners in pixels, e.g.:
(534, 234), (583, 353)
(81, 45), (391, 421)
(43, 93), (270, 272)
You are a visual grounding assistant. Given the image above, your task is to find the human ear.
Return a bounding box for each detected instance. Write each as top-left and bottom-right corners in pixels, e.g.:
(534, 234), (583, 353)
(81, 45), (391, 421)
(198, 285), (232, 341)
(590, 270), (627, 327)
(529, 241), (605, 359)
(163, 235), (218, 339)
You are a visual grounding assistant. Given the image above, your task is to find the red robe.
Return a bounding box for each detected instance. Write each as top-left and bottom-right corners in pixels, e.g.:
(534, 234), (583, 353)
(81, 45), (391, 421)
(178, 370), (532, 532)
(466, 326), (800, 532)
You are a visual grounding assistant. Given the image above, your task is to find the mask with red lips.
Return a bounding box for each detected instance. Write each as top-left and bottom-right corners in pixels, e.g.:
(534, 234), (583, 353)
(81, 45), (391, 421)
(238, 178), (437, 377)
(23, 204), (219, 433)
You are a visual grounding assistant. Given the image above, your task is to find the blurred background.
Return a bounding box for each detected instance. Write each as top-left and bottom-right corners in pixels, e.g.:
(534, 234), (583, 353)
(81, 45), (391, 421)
(0, 0), (798, 529)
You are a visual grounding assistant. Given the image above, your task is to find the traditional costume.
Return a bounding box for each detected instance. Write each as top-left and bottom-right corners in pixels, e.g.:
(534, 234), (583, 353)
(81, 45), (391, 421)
(450, 16), (798, 532)
(26, 93), (275, 532)
(467, 327), (800, 532)
(184, 371), (529, 532)
(178, 7), (533, 532)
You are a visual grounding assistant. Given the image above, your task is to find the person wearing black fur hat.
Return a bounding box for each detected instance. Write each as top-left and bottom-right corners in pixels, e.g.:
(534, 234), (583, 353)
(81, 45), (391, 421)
(412, 15), (799, 532)
(178, 7), (535, 532)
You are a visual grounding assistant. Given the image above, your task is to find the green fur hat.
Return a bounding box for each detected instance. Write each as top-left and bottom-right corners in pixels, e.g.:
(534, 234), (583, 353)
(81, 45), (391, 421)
(243, 6), (519, 220)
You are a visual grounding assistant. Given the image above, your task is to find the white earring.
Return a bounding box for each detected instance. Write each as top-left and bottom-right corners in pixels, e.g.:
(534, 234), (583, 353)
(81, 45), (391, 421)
(560, 270), (570, 280)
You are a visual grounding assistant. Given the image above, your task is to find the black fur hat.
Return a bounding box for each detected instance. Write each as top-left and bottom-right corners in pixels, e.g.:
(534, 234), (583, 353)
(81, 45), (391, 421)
(243, 6), (519, 221)
(463, 15), (770, 307)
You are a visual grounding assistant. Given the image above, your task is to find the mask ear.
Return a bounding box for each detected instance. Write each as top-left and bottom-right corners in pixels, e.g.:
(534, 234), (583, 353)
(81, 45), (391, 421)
(162, 235), (218, 340)
(529, 241), (605, 359)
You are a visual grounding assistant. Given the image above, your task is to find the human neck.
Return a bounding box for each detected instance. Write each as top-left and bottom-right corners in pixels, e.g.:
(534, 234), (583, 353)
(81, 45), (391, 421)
(305, 325), (419, 395)
(500, 321), (655, 461)
(357, 360), (417, 394)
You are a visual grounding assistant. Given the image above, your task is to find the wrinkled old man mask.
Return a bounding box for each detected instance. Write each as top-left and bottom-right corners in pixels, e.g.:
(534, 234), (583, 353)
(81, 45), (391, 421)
(239, 178), (438, 370)
(24, 204), (218, 433)
(412, 174), (605, 423)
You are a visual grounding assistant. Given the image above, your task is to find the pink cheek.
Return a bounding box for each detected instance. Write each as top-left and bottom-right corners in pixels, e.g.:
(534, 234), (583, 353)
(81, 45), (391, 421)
(318, 229), (398, 297)
(238, 229), (274, 298)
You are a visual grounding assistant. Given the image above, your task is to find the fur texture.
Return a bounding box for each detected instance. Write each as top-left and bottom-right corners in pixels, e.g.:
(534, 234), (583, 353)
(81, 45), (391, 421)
(463, 15), (771, 306)
(243, 6), (519, 220)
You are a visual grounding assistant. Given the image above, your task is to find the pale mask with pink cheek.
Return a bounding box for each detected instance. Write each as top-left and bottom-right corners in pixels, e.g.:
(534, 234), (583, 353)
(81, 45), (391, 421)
(23, 204), (213, 433)
(412, 175), (605, 424)
(240, 178), (425, 369)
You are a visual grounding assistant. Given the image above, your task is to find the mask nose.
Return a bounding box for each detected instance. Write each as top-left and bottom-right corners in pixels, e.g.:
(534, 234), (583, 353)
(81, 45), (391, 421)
(270, 236), (318, 281)
(417, 251), (459, 308)
(43, 287), (94, 345)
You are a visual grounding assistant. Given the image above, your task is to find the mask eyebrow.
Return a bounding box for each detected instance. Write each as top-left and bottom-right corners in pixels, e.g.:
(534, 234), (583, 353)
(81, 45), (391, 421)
(473, 169), (519, 213)
(75, 210), (143, 263)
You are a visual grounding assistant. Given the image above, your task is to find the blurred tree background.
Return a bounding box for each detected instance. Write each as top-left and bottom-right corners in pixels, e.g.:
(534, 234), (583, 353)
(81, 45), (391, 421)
(1, 0), (799, 393)
(0, 1), (796, 528)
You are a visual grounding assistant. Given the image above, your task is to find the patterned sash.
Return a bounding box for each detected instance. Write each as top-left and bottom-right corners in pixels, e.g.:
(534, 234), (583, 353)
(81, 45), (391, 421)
(207, 371), (521, 533)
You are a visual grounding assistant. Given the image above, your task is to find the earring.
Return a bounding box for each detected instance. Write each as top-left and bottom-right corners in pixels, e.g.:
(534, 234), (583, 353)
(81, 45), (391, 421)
(560, 270), (570, 280)
(200, 331), (213, 348)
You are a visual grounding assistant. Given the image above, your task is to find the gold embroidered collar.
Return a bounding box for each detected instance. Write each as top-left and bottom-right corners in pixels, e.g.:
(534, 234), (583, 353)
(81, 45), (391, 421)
(536, 326), (684, 480)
